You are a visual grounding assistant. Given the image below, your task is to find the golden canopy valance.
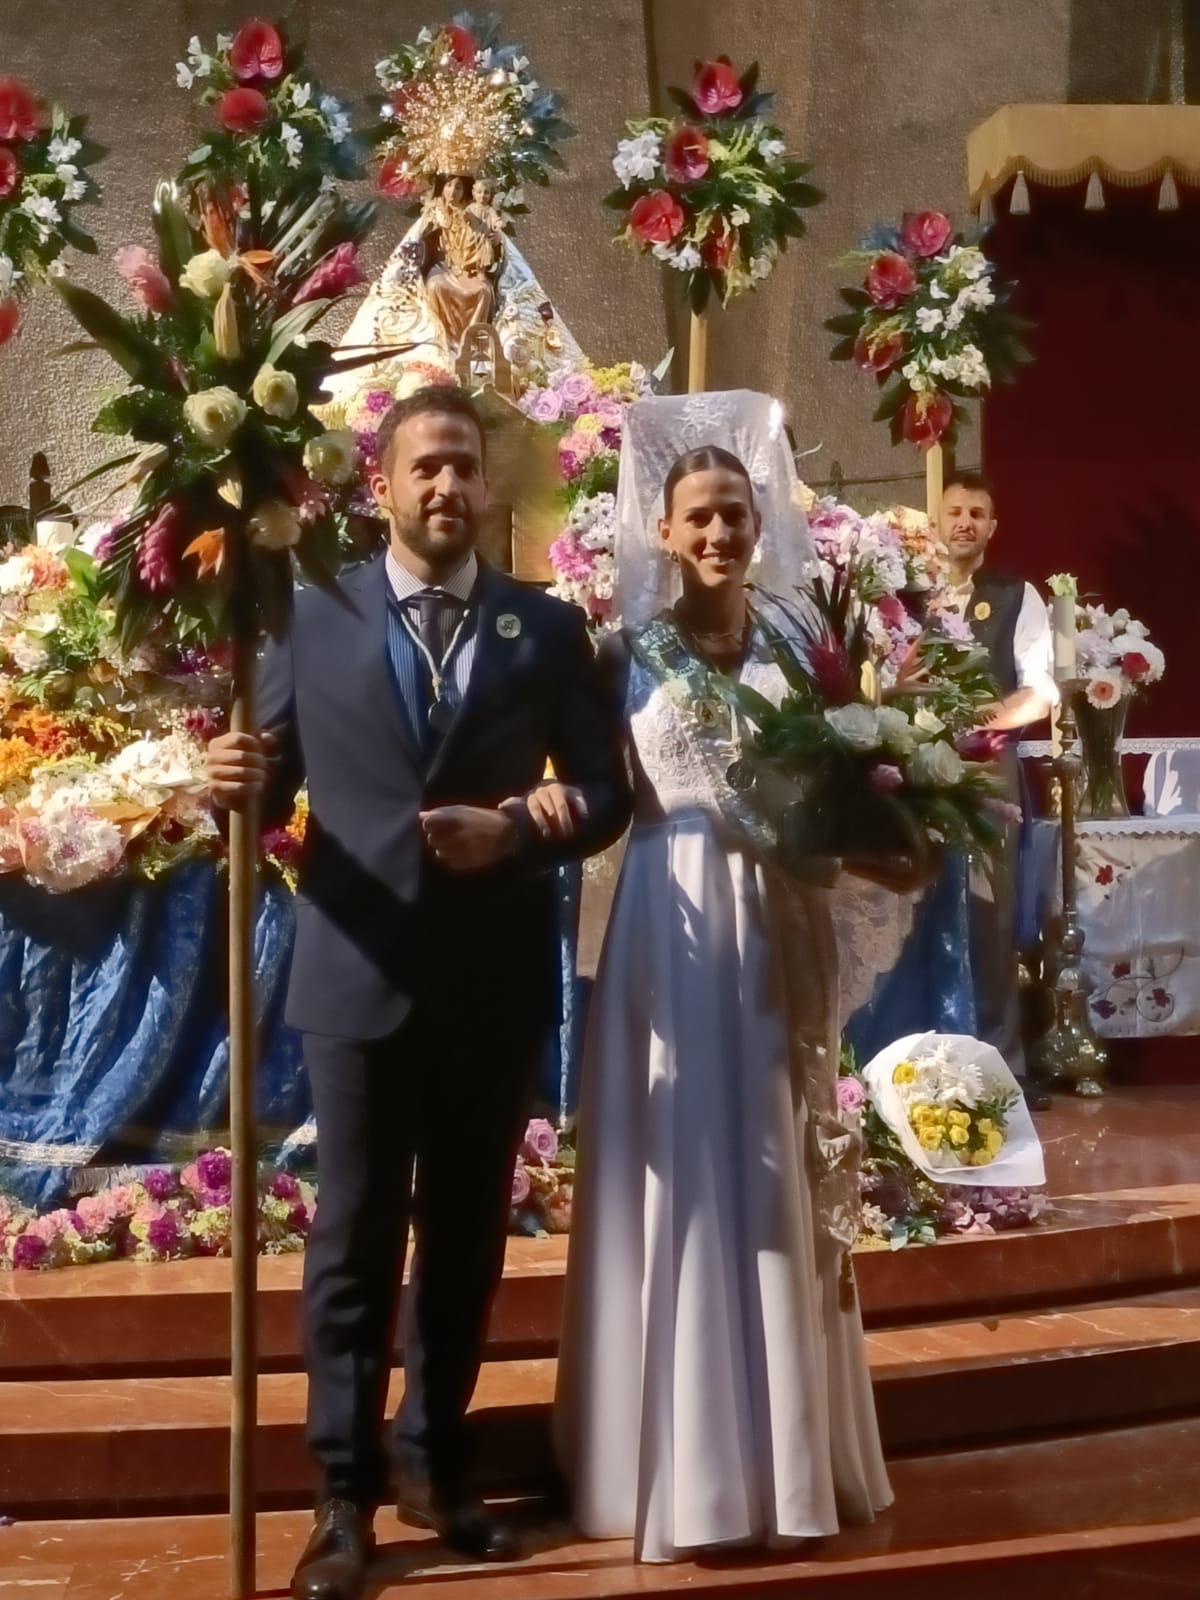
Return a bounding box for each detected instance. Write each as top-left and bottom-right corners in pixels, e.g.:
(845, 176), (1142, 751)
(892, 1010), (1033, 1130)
(968, 104), (1200, 205)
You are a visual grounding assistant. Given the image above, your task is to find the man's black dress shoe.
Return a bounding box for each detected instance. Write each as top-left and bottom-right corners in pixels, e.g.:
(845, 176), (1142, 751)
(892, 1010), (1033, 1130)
(290, 1499), (375, 1600)
(396, 1476), (520, 1561)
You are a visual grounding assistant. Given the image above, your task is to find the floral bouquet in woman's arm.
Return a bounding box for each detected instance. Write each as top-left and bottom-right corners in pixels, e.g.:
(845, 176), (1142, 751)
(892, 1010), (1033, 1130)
(729, 570), (1012, 874)
(0, 76), (103, 346)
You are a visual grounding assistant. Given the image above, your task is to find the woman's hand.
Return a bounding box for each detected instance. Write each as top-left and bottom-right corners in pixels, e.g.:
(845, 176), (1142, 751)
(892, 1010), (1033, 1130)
(523, 781), (589, 842)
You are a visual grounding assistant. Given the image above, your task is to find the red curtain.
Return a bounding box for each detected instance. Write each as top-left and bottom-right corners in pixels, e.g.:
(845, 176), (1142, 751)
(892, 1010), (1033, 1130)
(984, 177), (1200, 736)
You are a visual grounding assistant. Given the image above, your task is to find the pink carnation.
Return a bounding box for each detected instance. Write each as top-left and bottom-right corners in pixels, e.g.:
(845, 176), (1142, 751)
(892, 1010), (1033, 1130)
(197, 1148), (232, 1191)
(270, 1172), (301, 1201)
(11, 1233), (48, 1270)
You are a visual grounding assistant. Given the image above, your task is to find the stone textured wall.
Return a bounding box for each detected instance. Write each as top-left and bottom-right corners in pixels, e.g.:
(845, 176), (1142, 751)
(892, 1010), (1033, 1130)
(0, 0), (1184, 508)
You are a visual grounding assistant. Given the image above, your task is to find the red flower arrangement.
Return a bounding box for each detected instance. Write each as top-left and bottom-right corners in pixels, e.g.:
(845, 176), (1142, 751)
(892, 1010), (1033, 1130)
(828, 210), (1031, 451)
(608, 56), (821, 309)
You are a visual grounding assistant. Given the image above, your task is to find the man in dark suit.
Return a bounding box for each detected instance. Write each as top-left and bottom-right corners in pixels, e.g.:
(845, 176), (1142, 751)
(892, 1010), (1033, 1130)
(938, 472), (1056, 1090)
(207, 387), (631, 1600)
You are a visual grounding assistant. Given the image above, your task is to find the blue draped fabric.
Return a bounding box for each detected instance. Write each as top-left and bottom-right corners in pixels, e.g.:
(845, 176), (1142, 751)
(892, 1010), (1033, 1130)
(842, 852), (978, 1064)
(0, 861), (310, 1209)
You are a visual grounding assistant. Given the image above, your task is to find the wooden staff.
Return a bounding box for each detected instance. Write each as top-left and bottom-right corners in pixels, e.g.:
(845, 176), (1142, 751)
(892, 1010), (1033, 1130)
(924, 440), (944, 527)
(227, 630), (259, 1599)
(688, 308), (708, 393)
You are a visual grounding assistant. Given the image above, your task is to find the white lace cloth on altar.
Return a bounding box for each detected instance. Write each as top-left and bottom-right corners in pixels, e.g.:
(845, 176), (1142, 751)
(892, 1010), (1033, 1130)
(1029, 815), (1200, 1036)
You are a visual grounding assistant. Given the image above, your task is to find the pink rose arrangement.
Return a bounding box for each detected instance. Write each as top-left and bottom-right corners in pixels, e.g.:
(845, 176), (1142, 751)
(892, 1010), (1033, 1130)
(372, 15), (569, 221)
(0, 1149), (316, 1270)
(0, 78), (101, 346)
(608, 57), (821, 309)
(828, 211), (1031, 451)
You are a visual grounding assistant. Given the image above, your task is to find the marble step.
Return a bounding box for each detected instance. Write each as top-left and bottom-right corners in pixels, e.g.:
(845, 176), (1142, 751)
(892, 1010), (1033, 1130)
(3, 1185), (1198, 1380)
(1, 1416), (1198, 1599)
(2, 1288), (1198, 1517)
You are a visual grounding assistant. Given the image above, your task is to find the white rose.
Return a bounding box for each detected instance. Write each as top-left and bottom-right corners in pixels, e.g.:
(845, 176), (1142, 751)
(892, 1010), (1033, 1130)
(183, 386), (247, 449)
(251, 364), (300, 420)
(179, 249), (233, 300)
(248, 499), (303, 551)
(0, 253), (13, 297)
(875, 704), (918, 755)
(823, 702), (880, 751)
(303, 429), (359, 486)
(907, 740), (965, 787)
(913, 706), (945, 736)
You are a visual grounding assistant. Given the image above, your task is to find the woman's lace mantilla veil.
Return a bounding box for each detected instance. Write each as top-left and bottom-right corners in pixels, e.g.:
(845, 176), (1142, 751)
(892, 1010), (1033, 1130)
(613, 388), (815, 627)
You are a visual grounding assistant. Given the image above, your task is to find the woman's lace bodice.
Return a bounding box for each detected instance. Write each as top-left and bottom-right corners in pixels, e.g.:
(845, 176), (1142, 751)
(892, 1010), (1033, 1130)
(625, 635), (787, 818)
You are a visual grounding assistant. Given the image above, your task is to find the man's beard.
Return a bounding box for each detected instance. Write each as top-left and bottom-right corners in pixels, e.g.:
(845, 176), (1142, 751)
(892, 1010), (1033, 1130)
(392, 505), (478, 563)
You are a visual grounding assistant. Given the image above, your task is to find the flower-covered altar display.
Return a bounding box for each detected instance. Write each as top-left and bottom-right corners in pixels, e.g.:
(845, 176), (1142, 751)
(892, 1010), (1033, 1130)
(607, 56), (821, 310)
(827, 210), (1030, 450)
(0, 75), (102, 345)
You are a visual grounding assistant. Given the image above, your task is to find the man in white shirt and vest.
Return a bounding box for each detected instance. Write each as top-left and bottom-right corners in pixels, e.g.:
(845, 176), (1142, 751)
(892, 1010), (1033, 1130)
(938, 472), (1057, 1088)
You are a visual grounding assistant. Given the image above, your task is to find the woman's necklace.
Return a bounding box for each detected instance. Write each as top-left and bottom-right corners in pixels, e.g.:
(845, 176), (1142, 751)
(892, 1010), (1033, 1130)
(672, 599), (750, 660)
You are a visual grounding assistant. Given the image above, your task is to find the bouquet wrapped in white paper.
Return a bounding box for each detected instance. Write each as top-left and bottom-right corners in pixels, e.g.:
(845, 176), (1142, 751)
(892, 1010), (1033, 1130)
(862, 1032), (1045, 1188)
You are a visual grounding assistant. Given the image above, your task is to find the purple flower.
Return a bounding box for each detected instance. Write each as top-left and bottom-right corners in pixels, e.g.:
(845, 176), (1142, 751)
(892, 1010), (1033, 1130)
(869, 762), (904, 792)
(146, 1210), (186, 1256)
(142, 1167), (177, 1202)
(836, 1076), (868, 1114)
(932, 608), (974, 644)
(527, 388), (564, 424)
(365, 388), (393, 416)
(511, 1158), (531, 1207)
(270, 1172), (301, 1201)
(600, 427), (622, 452)
(197, 1148), (232, 1191)
(524, 1118), (559, 1165)
(983, 796), (1023, 826)
(557, 372), (598, 413)
(287, 1202), (310, 1234)
(558, 450), (581, 481)
(11, 1234), (48, 1270)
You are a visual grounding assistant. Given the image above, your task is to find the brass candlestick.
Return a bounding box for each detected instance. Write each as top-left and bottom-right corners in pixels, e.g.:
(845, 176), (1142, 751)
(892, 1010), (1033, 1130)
(1034, 681), (1108, 1096)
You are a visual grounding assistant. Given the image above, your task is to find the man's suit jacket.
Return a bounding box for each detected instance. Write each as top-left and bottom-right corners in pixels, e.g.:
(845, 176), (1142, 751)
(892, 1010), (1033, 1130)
(256, 550), (632, 1041)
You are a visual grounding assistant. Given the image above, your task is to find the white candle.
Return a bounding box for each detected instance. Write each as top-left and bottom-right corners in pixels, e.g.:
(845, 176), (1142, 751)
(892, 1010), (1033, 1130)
(1052, 593), (1077, 681)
